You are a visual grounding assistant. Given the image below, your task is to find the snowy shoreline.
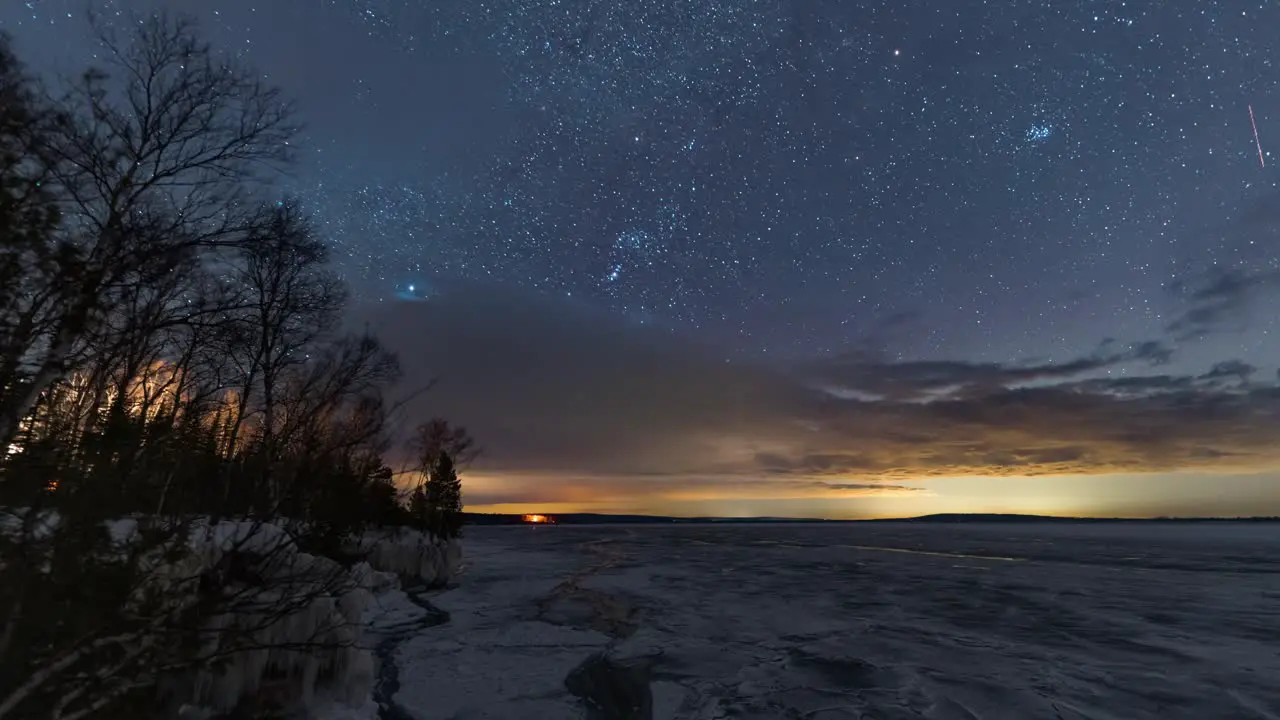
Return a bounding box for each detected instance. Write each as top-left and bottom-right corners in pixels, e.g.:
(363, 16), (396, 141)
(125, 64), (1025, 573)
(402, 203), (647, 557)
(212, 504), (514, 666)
(2, 512), (463, 720)
(387, 522), (1280, 719)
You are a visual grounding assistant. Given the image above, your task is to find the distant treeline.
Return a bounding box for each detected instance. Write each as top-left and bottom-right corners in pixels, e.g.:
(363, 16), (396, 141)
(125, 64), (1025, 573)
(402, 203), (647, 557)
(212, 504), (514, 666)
(464, 512), (1280, 526)
(882, 514), (1280, 523)
(463, 513), (813, 525)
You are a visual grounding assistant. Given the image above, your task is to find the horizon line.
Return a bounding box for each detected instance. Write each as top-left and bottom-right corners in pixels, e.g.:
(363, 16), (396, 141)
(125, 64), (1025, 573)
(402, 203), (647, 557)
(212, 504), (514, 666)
(463, 510), (1280, 522)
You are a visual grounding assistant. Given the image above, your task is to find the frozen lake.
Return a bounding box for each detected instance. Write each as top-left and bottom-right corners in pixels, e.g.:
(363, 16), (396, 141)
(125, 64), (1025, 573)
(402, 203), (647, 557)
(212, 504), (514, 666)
(393, 523), (1280, 719)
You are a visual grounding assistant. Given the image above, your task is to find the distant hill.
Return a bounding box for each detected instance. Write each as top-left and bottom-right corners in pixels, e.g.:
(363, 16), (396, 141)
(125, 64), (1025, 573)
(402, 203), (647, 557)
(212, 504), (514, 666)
(881, 513), (1280, 524)
(462, 512), (1280, 526)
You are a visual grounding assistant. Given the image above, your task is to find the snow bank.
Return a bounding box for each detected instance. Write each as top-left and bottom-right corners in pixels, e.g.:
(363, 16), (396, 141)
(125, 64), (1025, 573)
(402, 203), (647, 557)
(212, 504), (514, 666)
(358, 527), (461, 587)
(3, 510), (460, 717)
(0, 507), (59, 540)
(139, 520), (378, 717)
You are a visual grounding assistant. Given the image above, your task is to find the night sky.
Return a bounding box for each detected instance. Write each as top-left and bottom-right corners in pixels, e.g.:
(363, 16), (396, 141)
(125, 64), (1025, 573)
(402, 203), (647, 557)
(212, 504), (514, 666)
(5, 0), (1280, 518)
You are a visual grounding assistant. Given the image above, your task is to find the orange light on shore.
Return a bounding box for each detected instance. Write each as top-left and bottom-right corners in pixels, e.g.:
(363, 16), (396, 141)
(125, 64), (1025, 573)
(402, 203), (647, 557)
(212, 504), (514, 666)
(523, 514), (552, 524)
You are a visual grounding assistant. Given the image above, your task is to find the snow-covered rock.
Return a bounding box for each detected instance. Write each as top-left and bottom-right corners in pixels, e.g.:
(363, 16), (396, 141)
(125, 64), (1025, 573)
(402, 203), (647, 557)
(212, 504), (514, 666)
(358, 527), (462, 587)
(3, 510), (461, 718)
(166, 523), (461, 714)
(143, 520), (379, 716)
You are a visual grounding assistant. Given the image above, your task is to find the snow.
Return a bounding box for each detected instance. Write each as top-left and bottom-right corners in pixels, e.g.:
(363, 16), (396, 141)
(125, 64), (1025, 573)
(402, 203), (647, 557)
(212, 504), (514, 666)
(3, 511), (461, 718)
(0, 507), (60, 540)
(393, 532), (611, 719)
(167, 523), (462, 716)
(30, 512), (1280, 718)
(139, 522), (373, 715)
(390, 522), (1280, 720)
(359, 527), (462, 587)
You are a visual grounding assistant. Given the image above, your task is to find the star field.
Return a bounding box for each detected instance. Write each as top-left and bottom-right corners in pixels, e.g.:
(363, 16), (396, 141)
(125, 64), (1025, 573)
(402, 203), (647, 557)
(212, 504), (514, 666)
(4, 0), (1280, 516)
(9, 0), (1275, 365)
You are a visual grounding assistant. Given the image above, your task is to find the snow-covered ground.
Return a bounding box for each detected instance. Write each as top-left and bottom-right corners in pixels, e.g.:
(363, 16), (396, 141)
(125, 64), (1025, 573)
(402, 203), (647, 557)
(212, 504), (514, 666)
(394, 522), (1280, 720)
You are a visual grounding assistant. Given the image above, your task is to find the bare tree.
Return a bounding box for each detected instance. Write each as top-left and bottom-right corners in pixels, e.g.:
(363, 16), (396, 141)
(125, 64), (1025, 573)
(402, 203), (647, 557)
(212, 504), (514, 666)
(409, 417), (480, 473)
(0, 34), (58, 243)
(214, 200), (345, 510)
(0, 13), (298, 448)
(406, 418), (477, 538)
(0, 17), (394, 719)
(0, 35), (62, 446)
(273, 332), (404, 552)
(0, 13), (474, 716)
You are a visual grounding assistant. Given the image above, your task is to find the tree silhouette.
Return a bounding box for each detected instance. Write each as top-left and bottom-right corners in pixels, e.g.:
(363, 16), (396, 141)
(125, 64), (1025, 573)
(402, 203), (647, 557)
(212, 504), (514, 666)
(0, 16), (439, 718)
(427, 451), (464, 539)
(409, 417), (479, 471)
(0, 14), (297, 448)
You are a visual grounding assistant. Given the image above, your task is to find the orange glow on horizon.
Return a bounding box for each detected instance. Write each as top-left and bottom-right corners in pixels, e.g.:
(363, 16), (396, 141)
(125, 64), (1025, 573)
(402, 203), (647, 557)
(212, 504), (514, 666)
(465, 469), (1280, 520)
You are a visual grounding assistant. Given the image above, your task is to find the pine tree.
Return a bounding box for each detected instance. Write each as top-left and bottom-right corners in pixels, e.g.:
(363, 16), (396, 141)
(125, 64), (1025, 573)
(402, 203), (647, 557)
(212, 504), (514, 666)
(424, 450), (463, 539)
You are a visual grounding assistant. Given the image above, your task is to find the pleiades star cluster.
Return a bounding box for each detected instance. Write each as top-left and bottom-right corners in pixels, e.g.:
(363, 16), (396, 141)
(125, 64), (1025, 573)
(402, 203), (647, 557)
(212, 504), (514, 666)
(7, 0), (1277, 365)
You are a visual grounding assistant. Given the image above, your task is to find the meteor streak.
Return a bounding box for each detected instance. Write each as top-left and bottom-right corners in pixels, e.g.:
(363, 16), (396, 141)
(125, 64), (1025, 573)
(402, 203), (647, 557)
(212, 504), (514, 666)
(1249, 104), (1265, 168)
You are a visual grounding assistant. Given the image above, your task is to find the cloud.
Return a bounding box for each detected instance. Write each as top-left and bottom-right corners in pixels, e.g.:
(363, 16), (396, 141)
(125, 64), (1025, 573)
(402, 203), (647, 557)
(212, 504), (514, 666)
(363, 283), (1280, 506)
(1165, 266), (1280, 341)
(1198, 360), (1257, 384)
(808, 481), (929, 494)
(804, 340), (1172, 402)
(456, 472), (929, 508)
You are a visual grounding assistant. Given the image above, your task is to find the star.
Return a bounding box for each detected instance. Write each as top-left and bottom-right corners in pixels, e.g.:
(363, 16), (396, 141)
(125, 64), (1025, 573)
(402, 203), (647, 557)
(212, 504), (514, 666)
(6, 0), (1280, 517)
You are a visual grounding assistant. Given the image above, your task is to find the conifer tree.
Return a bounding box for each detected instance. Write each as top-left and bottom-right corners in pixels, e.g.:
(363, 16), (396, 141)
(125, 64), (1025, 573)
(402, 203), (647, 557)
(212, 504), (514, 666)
(424, 450), (463, 539)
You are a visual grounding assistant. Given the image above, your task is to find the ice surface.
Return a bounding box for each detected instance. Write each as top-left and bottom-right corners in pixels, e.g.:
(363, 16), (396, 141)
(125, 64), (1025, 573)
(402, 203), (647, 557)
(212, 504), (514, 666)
(393, 535), (613, 718)
(393, 522), (1280, 720)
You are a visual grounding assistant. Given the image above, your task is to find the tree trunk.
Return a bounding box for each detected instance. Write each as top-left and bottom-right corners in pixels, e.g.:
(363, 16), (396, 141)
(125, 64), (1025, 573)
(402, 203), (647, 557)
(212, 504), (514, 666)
(0, 322), (78, 448)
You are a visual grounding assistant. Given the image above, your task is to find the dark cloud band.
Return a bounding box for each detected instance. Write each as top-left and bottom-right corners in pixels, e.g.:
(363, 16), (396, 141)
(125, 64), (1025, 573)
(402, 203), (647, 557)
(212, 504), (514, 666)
(365, 284), (1280, 505)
